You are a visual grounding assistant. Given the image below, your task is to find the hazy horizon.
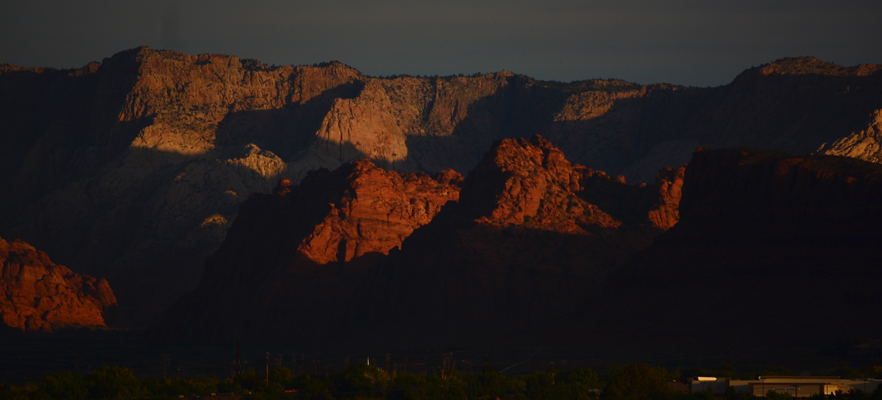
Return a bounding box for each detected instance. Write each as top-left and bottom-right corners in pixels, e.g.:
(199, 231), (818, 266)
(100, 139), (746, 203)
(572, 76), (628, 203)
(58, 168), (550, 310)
(2, 0), (881, 87)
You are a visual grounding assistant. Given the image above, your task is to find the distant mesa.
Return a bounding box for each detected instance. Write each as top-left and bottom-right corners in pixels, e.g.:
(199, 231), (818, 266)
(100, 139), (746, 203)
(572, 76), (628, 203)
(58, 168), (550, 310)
(0, 237), (117, 332)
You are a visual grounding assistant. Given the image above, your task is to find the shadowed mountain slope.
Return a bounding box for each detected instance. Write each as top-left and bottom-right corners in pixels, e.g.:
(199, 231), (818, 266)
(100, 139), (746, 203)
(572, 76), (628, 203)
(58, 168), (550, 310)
(355, 136), (684, 349)
(148, 161), (462, 343)
(148, 136), (683, 347)
(590, 148), (882, 352)
(1, 48), (880, 327)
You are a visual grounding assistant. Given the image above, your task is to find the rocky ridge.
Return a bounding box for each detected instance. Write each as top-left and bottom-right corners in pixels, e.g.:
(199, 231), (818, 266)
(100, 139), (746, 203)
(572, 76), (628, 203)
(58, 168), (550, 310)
(357, 136), (683, 347)
(149, 135), (683, 346)
(2, 49), (880, 326)
(149, 161), (462, 343)
(0, 237), (116, 331)
(152, 139), (882, 351)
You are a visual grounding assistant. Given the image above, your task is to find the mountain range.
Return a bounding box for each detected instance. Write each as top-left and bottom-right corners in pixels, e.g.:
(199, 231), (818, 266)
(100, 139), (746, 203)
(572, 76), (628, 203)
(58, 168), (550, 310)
(148, 137), (882, 352)
(1, 47), (880, 339)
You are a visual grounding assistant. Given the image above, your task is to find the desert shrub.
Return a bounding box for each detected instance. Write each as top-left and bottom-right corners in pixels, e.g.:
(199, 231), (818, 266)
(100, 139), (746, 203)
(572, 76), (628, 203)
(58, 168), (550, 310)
(41, 371), (88, 400)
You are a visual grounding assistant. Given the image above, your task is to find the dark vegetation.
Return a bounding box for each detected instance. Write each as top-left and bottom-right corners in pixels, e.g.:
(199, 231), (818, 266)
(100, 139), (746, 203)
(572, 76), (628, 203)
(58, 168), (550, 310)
(2, 362), (881, 400)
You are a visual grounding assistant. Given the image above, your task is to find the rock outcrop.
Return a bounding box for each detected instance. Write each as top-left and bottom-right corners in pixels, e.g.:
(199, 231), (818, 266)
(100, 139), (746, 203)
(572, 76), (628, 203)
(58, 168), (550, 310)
(292, 162), (462, 267)
(149, 136), (682, 347)
(149, 160), (461, 343)
(2, 49), (880, 327)
(357, 136), (682, 347)
(817, 109), (882, 163)
(0, 237), (117, 331)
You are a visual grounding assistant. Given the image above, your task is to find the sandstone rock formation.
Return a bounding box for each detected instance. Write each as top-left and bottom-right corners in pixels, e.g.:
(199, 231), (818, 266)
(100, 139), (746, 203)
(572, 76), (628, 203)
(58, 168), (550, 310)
(357, 136), (682, 347)
(2, 48), (880, 327)
(149, 160), (461, 343)
(0, 237), (117, 331)
(149, 136), (682, 347)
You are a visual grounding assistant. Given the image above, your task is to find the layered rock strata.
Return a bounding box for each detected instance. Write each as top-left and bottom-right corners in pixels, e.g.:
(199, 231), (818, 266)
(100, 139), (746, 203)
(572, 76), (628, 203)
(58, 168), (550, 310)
(0, 237), (117, 331)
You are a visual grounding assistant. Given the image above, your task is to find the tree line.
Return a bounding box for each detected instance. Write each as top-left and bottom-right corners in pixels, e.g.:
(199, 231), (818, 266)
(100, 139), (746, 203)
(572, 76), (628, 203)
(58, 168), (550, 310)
(2, 362), (881, 400)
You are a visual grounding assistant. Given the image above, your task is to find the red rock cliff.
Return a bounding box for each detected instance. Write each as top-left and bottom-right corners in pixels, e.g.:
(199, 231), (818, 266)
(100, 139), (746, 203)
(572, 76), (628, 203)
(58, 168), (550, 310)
(0, 237), (117, 331)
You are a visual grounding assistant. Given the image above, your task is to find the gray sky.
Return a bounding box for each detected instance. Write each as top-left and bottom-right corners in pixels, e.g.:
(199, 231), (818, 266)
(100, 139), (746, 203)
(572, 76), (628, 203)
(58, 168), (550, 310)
(2, 0), (880, 87)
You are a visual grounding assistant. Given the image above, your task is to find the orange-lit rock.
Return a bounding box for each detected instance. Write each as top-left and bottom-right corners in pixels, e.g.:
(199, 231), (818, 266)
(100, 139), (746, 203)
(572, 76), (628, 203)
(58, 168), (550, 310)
(4, 49), (881, 330)
(148, 160), (461, 343)
(646, 165), (685, 231)
(0, 237), (117, 331)
(362, 136), (679, 345)
(148, 136), (681, 346)
(294, 160), (462, 266)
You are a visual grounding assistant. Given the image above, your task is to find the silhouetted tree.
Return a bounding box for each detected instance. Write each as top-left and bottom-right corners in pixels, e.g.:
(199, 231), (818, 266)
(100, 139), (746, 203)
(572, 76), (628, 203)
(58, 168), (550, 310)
(602, 363), (673, 400)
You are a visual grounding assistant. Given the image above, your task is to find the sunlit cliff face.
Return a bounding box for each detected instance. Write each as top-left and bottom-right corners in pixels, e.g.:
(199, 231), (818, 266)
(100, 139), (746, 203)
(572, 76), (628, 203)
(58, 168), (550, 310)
(129, 124), (213, 156)
(290, 160), (462, 266)
(313, 96), (410, 166)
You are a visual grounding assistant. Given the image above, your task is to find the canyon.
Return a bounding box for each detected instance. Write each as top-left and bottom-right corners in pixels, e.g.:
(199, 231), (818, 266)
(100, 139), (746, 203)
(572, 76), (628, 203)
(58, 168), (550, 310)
(1, 47), (880, 328)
